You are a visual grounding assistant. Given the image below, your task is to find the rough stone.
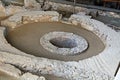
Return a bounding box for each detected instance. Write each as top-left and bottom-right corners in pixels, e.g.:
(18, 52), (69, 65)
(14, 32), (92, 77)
(0, 51), (114, 80)
(69, 14), (120, 75)
(0, 0), (6, 17)
(0, 1), (5, 11)
(0, 61), (21, 78)
(1, 11), (60, 28)
(38, 76), (46, 80)
(1, 0), (24, 6)
(20, 73), (46, 80)
(99, 11), (120, 18)
(50, 2), (74, 12)
(5, 5), (27, 16)
(24, 0), (41, 10)
(46, 1), (91, 14)
(42, 0), (51, 10)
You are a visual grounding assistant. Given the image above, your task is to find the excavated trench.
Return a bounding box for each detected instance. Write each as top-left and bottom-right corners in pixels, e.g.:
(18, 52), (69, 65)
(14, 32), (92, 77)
(6, 22), (105, 61)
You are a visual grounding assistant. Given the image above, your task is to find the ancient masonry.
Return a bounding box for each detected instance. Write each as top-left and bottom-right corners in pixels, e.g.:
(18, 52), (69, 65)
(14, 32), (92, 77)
(0, 0), (120, 80)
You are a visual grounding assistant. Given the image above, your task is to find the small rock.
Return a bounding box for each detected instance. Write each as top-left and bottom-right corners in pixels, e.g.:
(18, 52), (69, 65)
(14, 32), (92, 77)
(24, 0), (41, 10)
(5, 5), (27, 16)
(20, 73), (46, 80)
(38, 76), (46, 80)
(20, 73), (38, 80)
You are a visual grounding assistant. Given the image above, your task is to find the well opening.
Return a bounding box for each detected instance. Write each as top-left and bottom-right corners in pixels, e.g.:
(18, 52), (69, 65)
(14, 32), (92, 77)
(40, 31), (88, 55)
(50, 37), (77, 48)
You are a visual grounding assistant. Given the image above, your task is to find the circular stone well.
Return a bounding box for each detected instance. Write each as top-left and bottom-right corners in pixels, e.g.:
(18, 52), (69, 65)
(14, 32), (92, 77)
(40, 31), (88, 55)
(6, 22), (105, 61)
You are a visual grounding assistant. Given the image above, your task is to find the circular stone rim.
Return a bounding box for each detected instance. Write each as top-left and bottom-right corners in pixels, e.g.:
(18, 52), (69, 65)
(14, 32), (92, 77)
(40, 31), (88, 55)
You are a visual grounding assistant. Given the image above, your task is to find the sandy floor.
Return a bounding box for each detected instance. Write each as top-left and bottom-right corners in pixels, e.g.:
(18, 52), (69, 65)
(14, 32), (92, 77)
(6, 22), (105, 61)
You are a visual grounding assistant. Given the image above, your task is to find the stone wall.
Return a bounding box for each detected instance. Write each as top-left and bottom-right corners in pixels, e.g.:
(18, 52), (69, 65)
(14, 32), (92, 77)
(24, 0), (41, 10)
(5, 5), (27, 16)
(1, 11), (60, 29)
(0, 0), (119, 19)
(45, 1), (90, 14)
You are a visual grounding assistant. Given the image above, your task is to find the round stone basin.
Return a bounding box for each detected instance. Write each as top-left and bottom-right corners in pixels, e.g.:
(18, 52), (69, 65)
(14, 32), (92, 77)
(6, 22), (105, 61)
(50, 37), (77, 48)
(40, 31), (88, 55)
